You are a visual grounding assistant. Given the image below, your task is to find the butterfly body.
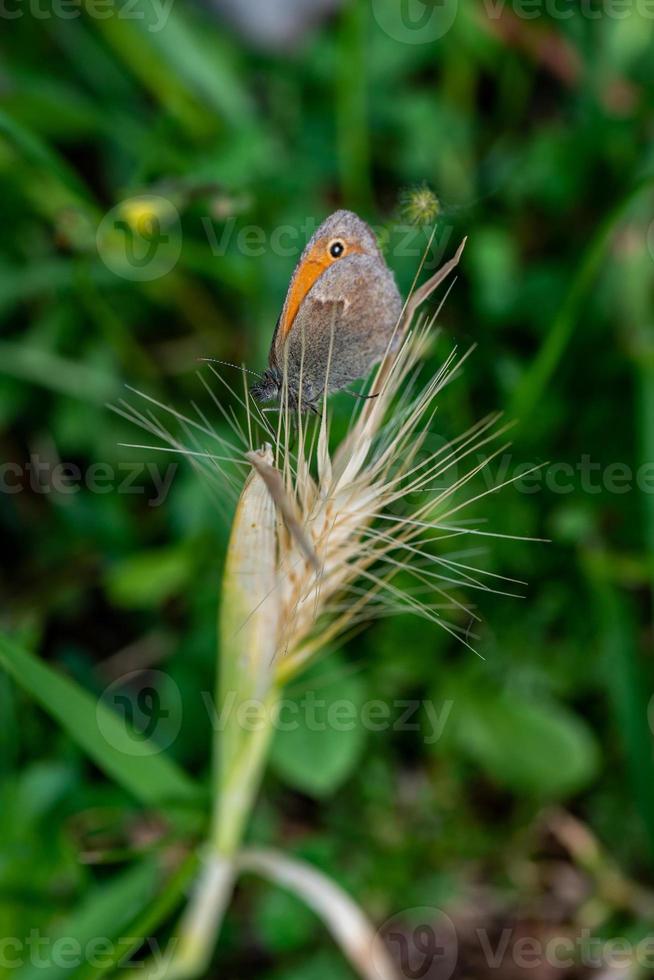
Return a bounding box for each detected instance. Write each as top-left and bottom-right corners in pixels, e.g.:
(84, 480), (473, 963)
(251, 210), (402, 410)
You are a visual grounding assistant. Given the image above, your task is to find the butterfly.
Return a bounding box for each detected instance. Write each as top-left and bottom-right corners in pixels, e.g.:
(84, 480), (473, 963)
(250, 210), (402, 411)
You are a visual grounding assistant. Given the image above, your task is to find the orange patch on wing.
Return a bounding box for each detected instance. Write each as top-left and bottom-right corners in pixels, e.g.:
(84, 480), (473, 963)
(277, 240), (363, 341)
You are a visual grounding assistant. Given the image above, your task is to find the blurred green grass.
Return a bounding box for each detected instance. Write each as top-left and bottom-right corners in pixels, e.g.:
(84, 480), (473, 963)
(1, 1), (654, 977)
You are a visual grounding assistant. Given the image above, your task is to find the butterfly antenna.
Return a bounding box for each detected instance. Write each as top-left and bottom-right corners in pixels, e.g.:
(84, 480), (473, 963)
(198, 358), (264, 380)
(343, 389), (380, 401)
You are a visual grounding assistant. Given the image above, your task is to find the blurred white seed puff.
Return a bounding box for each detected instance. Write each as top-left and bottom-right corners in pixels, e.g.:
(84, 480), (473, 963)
(208, 0), (342, 51)
(115, 240), (530, 682)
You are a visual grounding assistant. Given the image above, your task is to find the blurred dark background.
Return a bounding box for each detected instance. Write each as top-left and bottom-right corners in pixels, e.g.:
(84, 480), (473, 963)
(1, 1), (654, 977)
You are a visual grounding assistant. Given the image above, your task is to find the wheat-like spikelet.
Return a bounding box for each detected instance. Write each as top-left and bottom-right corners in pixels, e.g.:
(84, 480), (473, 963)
(249, 327), (504, 683)
(112, 240), (535, 980)
(115, 240), (529, 685)
(112, 238), (537, 798)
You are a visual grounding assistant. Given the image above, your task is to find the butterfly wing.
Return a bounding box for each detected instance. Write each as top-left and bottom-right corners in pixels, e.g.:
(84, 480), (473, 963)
(273, 252), (402, 404)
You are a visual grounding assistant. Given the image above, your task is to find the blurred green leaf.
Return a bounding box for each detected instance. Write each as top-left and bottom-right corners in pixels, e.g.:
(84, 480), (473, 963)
(510, 173), (654, 423)
(270, 655), (367, 798)
(14, 859), (162, 980)
(468, 226), (518, 319)
(15, 761), (75, 821)
(270, 949), (354, 980)
(0, 341), (119, 403)
(586, 565), (654, 860)
(104, 544), (196, 609)
(76, 852), (200, 980)
(256, 886), (317, 953)
(148, 11), (255, 128)
(0, 634), (200, 810)
(452, 687), (600, 797)
(0, 109), (95, 207)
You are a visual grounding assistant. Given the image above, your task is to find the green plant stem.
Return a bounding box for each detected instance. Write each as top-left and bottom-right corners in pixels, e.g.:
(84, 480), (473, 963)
(150, 685), (280, 980)
(154, 853), (236, 980)
(211, 685), (280, 855)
